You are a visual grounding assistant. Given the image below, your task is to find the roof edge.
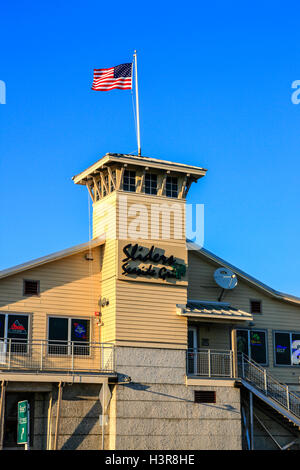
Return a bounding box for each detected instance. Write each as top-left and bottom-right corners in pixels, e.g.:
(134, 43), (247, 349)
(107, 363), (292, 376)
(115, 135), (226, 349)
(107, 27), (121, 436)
(187, 240), (300, 306)
(72, 153), (207, 184)
(0, 236), (106, 280)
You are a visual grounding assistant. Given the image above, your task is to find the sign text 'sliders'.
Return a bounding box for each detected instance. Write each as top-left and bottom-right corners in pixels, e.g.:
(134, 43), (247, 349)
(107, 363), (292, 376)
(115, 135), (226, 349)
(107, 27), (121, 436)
(122, 243), (186, 281)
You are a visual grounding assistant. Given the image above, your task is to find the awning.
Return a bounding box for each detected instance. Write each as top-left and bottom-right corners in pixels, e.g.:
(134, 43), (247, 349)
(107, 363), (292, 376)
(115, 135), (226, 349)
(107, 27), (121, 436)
(176, 301), (253, 322)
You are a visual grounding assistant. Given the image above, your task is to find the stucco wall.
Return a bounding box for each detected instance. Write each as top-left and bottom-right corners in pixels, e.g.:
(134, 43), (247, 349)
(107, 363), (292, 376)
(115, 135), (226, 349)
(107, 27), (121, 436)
(110, 346), (242, 450)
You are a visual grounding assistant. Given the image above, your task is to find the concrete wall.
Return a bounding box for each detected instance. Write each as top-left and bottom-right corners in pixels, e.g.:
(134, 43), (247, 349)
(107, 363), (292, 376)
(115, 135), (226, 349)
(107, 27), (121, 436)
(12, 384), (106, 450)
(110, 346), (242, 450)
(49, 384), (105, 450)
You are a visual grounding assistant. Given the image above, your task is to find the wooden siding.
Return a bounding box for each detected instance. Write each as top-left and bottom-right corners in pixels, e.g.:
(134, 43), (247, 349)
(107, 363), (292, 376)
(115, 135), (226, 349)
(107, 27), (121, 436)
(99, 240), (117, 344)
(115, 278), (187, 348)
(93, 191), (117, 240)
(0, 248), (101, 344)
(93, 189), (189, 348)
(115, 192), (186, 243)
(188, 250), (300, 385)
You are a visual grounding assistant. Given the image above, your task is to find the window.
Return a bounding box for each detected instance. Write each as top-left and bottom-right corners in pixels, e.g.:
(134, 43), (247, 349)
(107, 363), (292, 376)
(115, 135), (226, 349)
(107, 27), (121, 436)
(0, 313), (29, 353)
(23, 279), (39, 296)
(166, 176), (178, 198)
(123, 170), (136, 192)
(145, 173), (157, 195)
(250, 300), (262, 314)
(237, 329), (267, 365)
(48, 316), (90, 356)
(274, 331), (300, 366)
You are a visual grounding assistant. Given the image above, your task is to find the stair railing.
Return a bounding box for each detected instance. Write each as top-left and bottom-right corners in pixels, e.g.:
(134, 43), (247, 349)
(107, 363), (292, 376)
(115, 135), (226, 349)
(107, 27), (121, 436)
(238, 353), (300, 420)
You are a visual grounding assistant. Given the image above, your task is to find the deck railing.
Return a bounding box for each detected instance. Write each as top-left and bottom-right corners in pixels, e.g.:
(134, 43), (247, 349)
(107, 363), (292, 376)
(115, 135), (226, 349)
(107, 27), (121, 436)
(187, 349), (234, 378)
(0, 338), (115, 374)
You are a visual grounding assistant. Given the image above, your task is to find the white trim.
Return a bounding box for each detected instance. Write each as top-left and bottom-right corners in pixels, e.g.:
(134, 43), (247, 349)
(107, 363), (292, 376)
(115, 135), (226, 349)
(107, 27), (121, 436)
(0, 236), (105, 281)
(187, 240), (300, 306)
(72, 153), (207, 184)
(186, 377), (237, 387)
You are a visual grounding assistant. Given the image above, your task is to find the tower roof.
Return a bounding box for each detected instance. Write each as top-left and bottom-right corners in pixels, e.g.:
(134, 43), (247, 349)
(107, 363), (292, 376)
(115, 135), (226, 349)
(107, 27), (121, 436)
(72, 153), (207, 185)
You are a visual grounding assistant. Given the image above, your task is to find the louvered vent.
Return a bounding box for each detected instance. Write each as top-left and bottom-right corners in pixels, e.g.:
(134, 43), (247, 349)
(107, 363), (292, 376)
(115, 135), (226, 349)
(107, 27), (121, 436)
(194, 391), (216, 404)
(23, 279), (40, 296)
(250, 300), (262, 314)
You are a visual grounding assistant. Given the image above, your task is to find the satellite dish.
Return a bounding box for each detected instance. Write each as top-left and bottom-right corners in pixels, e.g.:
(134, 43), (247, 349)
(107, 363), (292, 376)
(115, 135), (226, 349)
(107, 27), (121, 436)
(214, 267), (238, 290)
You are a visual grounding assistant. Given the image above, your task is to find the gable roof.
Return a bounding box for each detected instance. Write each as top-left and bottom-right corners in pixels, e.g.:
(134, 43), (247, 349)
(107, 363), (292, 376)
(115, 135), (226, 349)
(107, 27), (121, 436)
(0, 236), (105, 280)
(0, 235), (299, 307)
(187, 240), (300, 306)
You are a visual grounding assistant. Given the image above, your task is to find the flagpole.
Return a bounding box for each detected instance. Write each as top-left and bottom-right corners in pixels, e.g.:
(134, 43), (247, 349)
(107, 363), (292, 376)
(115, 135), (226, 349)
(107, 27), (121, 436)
(133, 50), (141, 156)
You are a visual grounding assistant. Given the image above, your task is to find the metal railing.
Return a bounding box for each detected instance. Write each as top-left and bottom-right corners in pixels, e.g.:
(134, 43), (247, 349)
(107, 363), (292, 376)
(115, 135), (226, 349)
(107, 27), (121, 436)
(187, 349), (234, 378)
(187, 349), (300, 421)
(238, 353), (300, 420)
(0, 338), (115, 374)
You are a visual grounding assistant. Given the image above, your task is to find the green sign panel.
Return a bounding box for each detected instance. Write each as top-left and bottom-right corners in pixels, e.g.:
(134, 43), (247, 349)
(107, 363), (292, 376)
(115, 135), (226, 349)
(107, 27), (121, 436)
(17, 400), (29, 445)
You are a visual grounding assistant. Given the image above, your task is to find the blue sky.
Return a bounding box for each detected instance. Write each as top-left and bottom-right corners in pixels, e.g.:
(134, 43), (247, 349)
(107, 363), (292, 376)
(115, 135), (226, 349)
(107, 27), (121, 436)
(0, 1), (299, 296)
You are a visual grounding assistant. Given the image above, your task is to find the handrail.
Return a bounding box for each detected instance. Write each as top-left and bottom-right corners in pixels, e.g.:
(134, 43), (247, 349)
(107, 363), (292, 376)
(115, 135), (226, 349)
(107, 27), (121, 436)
(238, 353), (300, 421)
(0, 337), (115, 346)
(187, 349), (300, 421)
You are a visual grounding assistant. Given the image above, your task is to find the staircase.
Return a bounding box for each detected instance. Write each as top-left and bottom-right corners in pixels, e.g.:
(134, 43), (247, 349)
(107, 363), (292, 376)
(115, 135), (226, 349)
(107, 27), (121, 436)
(238, 353), (300, 429)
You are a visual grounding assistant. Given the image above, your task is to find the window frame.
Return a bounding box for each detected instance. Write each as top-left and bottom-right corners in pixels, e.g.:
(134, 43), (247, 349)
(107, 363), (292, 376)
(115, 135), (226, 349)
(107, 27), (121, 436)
(166, 176), (178, 198)
(0, 312), (31, 354)
(187, 326), (198, 375)
(236, 328), (268, 366)
(123, 170), (136, 192)
(47, 315), (91, 357)
(144, 172), (158, 195)
(273, 330), (300, 367)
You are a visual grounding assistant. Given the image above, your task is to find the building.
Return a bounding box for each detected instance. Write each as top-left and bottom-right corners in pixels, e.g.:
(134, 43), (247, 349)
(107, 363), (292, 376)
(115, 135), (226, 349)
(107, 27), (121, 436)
(0, 152), (300, 450)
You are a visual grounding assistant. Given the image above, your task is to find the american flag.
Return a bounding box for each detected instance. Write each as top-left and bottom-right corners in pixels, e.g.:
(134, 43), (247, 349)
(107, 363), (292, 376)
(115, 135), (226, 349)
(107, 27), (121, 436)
(92, 63), (133, 91)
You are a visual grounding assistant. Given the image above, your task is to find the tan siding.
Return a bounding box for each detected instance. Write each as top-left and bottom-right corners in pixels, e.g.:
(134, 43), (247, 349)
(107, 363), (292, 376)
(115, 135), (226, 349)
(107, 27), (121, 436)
(115, 279), (187, 347)
(116, 192), (186, 244)
(0, 248), (101, 344)
(93, 191), (117, 240)
(93, 188), (189, 348)
(100, 240), (117, 343)
(188, 251), (300, 385)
